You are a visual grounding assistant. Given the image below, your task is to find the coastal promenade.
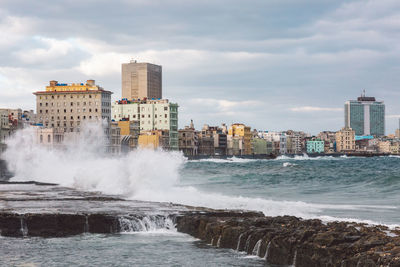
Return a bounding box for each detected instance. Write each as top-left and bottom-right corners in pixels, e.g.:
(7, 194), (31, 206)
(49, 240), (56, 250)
(0, 181), (399, 266)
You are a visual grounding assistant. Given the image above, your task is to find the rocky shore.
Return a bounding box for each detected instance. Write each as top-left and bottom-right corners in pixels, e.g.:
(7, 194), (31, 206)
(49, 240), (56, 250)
(176, 212), (400, 267)
(0, 182), (399, 266)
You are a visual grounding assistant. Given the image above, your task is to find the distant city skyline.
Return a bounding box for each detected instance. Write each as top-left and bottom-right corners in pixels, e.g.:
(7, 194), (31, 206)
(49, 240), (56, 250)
(0, 0), (399, 134)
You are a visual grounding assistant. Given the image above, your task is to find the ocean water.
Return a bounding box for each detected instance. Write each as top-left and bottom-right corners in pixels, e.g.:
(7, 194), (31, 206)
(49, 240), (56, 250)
(2, 128), (400, 266)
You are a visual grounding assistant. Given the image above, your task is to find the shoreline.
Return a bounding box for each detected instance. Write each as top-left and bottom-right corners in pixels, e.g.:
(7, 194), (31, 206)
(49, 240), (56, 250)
(185, 152), (394, 160)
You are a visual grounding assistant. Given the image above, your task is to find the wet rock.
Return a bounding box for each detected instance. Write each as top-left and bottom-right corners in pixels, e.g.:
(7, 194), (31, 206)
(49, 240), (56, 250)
(175, 211), (400, 267)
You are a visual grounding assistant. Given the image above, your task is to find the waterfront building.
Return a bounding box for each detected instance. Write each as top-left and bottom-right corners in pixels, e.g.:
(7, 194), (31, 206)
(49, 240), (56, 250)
(286, 130), (307, 154)
(279, 132), (287, 154)
(138, 130), (170, 149)
(335, 127), (356, 152)
(378, 140), (391, 153)
(118, 120), (140, 152)
(345, 93), (385, 136)
(228, 123), (251, 155)
(122, 60), (162, 100)
(109, 122), (121, 154)
(35, 127), (64, 148)
(252, 138), (266, 155)
(227, 135), (244, 156)
(317, 131), (336, 153)
(396, 119), (400, 138)
(355, 135), (376, 152)
(198, 124), (215, 156)
(33, 80), (112, 135)
(178, 121), (198, 156)
(112, 98), (178, 150)
(306, 139), (325, 154)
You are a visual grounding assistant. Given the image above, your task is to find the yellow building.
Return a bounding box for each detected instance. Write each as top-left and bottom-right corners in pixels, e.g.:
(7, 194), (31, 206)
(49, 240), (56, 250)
(138, 130), (170, 149)
(228, 123), (251, 155)
(335, 127), (355, 153)
(138, 131), (160, 149)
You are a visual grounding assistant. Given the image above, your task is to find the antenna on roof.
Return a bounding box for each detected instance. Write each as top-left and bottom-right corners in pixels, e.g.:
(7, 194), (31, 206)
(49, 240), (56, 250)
(362, 89), (366, 97)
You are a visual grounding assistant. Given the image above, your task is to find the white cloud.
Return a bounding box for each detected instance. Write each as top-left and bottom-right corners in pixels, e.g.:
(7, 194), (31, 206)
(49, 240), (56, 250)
(290, 106), (343, 112)
(15, 37), (75, 64)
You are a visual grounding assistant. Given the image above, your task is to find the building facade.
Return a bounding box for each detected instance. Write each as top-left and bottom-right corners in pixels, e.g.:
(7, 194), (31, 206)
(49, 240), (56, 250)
(345, 94), (385, 136)
(178, 125), (198, 156)
(33, 80), (112, 135)
(228, 123), (251, 155)
(122, 60), (162, 100)
(112, 99), (178, 150)
(306, 140), (325, 154)
(336, 127), (356, 152)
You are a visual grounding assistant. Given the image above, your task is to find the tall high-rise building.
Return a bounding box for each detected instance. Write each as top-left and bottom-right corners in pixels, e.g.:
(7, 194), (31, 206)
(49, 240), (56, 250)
(122, 60), (162, 100)
(344, 93), (385, 136)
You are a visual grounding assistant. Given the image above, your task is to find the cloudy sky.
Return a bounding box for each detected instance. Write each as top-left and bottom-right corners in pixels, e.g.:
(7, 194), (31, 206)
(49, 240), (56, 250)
(0, 0), (399, 134)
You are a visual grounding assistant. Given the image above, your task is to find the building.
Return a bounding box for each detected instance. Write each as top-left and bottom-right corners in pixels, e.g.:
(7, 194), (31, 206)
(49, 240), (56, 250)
(345, 93), (385, 137)
(122, 60), (162, 100)
(35, 127), (64, 148)
(112, 98), (178, 150)
(279, 132), (287, 154)
(396, 119), (400, 139)
(118, 120), (140, 152)
(178, 121), (198, 156)
(138, 130), (169, 149)
(336, 127), (356, 152)
(317, 131), (336, 153)
(33, 80), (112, 135)
(286, 130), (307, 154)
(198, 125), (215, 156)
(306, 139), (325, 154)
(228, 123), (251, 155)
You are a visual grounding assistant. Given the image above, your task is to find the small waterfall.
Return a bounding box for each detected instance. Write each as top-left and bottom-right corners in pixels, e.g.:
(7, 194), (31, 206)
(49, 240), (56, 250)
(236, 233), (244, 251)
(83, 215), (89, 233)
(291, 250), (298, 267)
(118, 215), (175, 233)
(264, 241), (271, 260)
(211, 237), (214, 246)
(20, 217), (28, 237)
(252, 239), (262, 256)
(217, 235), (222, 248)
(244, 234), (252, 253)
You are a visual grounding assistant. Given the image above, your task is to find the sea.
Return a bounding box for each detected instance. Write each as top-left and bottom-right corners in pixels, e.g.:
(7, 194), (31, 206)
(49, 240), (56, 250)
(1, 128), (399, 266)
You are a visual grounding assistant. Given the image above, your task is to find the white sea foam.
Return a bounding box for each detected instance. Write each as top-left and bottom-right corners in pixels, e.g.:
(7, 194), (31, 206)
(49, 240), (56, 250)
(283, 162), (297, 167)
(193, 157), (258, 163)
(3, 126), (399, 229)
(276, 154), (338, 161)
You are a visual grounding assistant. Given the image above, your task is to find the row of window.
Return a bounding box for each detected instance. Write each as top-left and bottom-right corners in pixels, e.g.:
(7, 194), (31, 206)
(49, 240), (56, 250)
(39, 108), (110, 114)
(39, 101), (103, 107)
(39, 94), (101, 100)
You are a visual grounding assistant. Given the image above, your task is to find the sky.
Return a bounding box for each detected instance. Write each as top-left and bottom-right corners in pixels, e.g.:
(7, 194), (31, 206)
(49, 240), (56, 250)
(0, 0), (399, 134)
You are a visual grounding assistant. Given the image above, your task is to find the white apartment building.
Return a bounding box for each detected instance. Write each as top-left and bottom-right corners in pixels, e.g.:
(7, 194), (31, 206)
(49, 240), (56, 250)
(112, 99), (179, 150)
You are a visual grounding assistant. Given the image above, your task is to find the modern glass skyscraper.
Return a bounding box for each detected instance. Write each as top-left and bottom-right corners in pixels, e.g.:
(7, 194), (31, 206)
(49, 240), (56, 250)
(344, 94), (385, 137)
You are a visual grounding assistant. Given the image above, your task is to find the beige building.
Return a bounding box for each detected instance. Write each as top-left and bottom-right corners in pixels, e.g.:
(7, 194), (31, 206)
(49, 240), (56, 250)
(36, 127), (64, 148)
(33, 80), (112, 134)
(122, 60), (162, 100)
(336, 127), (356, 152)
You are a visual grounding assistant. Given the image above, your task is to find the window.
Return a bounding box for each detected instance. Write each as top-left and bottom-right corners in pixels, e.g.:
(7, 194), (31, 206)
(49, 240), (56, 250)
(48, 135), (51, 143)
(164, 107), (168, 111)
(40, 135), (43, 143)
